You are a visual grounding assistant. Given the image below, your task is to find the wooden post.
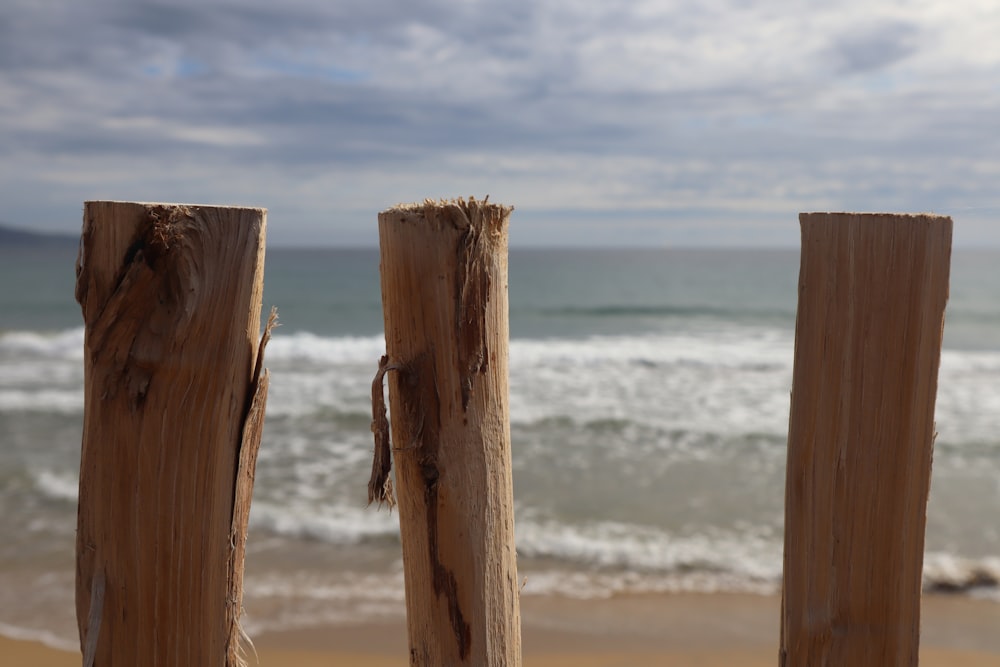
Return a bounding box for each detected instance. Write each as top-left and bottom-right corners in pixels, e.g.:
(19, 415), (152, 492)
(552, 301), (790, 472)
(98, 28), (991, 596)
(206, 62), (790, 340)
(75, 201), (272, 666)
(375, 197), (522, 666)
(780, 213), (952, 666)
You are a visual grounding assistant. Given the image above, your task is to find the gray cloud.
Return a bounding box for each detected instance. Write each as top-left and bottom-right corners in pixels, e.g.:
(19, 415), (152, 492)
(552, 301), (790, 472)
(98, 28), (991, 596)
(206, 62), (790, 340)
(111, 3), (206, 39)
(1, 0), (998, 245)
(830, 21), (919, 74)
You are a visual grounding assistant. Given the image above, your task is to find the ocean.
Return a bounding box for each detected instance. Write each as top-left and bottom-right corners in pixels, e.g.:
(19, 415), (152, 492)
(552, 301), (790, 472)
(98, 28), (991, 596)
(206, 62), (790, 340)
(1, 243), (998, 649)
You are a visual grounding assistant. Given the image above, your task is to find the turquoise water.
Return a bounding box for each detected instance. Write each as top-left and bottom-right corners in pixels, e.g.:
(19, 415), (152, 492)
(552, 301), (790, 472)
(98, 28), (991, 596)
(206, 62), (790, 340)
(1, 243), (998, 646)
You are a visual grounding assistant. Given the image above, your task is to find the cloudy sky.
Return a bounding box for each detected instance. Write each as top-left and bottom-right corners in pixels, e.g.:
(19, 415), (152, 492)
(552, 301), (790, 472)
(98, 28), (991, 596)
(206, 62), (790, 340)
(2, 0), (999, 246)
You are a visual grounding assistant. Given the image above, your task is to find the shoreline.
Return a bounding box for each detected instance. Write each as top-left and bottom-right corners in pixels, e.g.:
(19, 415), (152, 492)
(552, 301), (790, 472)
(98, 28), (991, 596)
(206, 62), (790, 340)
(4, 592), (998, 666)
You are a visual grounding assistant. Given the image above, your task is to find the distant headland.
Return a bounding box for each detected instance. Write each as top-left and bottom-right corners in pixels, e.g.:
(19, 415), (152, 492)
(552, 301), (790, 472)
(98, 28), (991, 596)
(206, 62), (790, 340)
(0, 223), (77, 247)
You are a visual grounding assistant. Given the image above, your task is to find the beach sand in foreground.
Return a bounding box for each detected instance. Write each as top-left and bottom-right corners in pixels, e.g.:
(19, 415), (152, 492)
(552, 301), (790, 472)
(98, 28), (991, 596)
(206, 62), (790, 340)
(3, 592), (998, 666)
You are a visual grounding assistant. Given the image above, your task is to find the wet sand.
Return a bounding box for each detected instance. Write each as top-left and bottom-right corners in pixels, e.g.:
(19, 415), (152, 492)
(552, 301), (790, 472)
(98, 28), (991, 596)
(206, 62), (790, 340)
(4, 592), (998, 665)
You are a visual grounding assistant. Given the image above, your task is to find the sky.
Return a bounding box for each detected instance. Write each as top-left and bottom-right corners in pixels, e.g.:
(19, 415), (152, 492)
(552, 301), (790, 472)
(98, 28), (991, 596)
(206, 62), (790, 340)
(2, 0), (999, 247)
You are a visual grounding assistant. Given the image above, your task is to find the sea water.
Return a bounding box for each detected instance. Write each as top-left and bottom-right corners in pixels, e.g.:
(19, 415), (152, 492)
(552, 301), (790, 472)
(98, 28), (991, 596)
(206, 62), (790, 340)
(1, 244), (998, 645)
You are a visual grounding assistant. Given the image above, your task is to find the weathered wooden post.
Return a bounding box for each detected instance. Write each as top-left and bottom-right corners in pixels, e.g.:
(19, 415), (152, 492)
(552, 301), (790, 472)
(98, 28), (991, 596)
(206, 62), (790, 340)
(372, 197), (522, 666)
(75, 201), (273, 666)
(780, 213), (952, 666)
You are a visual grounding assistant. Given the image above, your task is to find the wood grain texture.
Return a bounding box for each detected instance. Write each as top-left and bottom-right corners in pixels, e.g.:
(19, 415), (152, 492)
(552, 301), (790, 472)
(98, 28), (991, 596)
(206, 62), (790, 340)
(378, 198), (522, 666)
(780, 213), (952, 667)
(75, 201), (269, 666)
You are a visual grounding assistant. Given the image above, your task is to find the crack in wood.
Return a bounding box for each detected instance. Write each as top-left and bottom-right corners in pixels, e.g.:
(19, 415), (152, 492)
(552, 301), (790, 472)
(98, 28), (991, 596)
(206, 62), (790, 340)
(453, 209), (491, 412)
(401, 352), (472, 661)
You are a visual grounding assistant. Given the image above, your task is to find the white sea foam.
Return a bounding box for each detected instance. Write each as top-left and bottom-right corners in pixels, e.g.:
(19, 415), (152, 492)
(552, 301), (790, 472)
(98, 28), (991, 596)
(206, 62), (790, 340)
(249, 501), (399, 544)
(33, 469), (79, 503)
(0, 621), (77, 652)
(265, 332), (385, 365)
(517, 569), (778, 598)
(0, 388), (82, 413)
(511, 328), (793, 369)
(940, 348), (1000, 374)
(923, 552), (1000, 593)
(256, 328), (800, 434)
(508, 332), (795, 437)
(246, 498), (786, 593)
(4, 327), (998, 446)
(3, 325), (999, 613)
(247, 570), (406, 602)
(515, 516), (783, 582)
(0, 328), (84, 359)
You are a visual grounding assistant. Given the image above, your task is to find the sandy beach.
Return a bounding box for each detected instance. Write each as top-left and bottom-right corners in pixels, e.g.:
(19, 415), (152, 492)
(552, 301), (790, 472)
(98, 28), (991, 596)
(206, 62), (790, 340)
(4, 592), (998, 666)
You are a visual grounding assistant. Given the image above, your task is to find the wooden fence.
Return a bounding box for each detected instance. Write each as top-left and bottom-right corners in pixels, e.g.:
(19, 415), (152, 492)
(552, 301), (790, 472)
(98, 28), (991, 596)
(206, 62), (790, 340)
(74, 200), (951, 666)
